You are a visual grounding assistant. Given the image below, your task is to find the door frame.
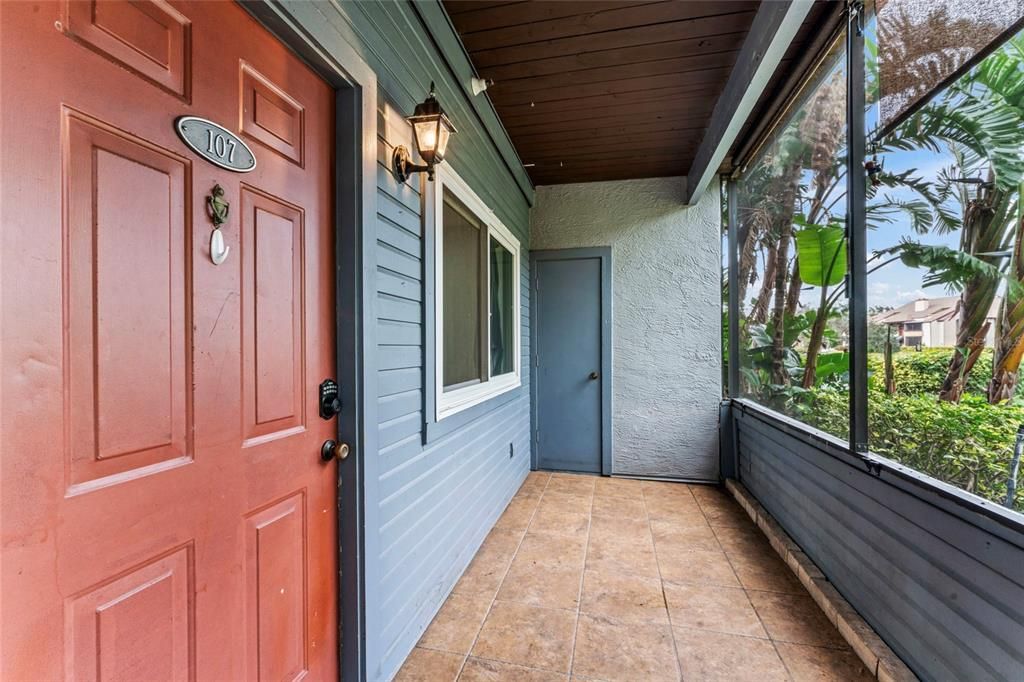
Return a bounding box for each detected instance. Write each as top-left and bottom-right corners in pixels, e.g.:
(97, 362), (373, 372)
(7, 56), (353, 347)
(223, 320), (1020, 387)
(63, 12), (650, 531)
(530, 247), (613, 476)
(239, 4), (378, 679)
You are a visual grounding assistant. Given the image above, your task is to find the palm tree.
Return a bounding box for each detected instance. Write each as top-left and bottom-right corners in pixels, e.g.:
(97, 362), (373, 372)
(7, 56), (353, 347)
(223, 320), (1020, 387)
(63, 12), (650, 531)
(981, 38), (1024, 402)
(883, 35), (1024, 402)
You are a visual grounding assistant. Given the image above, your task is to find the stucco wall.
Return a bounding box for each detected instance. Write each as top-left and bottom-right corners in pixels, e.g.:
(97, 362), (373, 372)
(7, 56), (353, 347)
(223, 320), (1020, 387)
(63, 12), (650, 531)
(530, 177), (722, 480)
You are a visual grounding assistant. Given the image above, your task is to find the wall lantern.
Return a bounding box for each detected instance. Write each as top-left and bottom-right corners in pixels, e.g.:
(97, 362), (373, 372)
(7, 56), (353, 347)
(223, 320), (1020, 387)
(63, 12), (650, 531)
(393, 82), (456, 183)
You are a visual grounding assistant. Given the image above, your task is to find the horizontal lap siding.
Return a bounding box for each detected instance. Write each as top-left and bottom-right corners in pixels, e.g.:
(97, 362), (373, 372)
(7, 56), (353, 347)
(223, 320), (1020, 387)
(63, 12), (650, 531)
(271, 2), (532, 678)
(373, 100), (531, 681)
(734, 409), (1024, 681)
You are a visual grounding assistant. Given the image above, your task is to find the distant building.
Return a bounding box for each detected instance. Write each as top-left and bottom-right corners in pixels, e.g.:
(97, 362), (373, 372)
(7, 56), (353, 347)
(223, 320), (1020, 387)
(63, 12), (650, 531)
(873, 296), (1000, 348)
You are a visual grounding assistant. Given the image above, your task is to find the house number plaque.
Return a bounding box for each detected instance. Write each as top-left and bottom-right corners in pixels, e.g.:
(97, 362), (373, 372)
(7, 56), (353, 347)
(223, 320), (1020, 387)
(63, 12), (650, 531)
(175, 116), (256, 173)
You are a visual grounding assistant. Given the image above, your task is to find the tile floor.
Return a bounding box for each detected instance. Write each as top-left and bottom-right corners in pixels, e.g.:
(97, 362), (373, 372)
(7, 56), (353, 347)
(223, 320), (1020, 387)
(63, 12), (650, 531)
(395, 472), (873, 682)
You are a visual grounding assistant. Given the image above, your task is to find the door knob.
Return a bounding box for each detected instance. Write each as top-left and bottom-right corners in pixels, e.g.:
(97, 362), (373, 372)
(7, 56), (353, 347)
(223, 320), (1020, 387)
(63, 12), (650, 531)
(589, 371), (599, 380)
(321, 439), (350, 462)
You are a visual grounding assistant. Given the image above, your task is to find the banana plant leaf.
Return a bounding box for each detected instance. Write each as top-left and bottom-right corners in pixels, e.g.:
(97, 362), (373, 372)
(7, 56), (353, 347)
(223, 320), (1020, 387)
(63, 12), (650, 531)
(794, 215), (847, 287)
(815, 351), (849, 386)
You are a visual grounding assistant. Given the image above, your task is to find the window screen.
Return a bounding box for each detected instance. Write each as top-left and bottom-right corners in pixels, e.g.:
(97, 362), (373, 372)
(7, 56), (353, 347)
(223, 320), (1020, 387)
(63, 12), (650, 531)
(490, 237), (515, 377)
(442, 189), (483, 389)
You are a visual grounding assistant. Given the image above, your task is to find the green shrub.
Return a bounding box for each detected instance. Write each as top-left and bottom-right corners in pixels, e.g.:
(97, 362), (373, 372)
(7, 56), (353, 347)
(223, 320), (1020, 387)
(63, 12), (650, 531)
(798, 387), (1024, 511)
(867, 347), (995, 397)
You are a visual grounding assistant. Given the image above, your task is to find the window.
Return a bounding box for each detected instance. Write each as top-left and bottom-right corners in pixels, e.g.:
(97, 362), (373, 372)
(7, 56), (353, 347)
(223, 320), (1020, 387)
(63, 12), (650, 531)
(864, 26), (1024, 514)
(433, 167), (521, 420)
(732, 33), (850, 440)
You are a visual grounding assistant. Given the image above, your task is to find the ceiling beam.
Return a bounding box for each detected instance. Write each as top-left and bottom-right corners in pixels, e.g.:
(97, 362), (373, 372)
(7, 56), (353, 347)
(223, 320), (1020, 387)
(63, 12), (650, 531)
(683, 0), (814, 205)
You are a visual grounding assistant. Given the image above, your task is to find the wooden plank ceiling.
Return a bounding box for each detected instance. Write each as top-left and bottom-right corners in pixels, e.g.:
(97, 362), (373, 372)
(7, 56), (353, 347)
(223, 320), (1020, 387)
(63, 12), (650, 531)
(443, 0), (832, 186)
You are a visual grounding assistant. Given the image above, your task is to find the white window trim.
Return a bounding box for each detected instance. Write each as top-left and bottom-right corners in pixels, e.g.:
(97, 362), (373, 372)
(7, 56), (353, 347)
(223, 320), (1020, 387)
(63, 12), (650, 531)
(433, 165), (521, 421)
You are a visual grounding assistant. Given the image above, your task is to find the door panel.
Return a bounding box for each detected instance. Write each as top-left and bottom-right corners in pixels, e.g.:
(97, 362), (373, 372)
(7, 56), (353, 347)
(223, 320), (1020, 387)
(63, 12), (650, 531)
(63, 0), (191, 99)
(64, 109), (193, 492)
(535, 256), (604, 473)
(241, 187), (307, 445)
(66, 544), (194, 682)
(1, 2), (338, 679)
(245, 493), (307, 682)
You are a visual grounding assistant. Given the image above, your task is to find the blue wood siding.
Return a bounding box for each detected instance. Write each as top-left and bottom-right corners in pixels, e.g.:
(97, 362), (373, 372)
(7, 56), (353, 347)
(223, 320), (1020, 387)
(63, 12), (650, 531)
(732, 403), (1024, 681)
(270, 3), (534, 679)
(374, 111), (531, 680)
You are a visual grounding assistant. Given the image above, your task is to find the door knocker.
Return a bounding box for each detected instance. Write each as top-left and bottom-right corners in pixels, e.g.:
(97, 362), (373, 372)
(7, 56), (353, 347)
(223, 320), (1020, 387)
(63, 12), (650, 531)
(206, 184), (230, 265)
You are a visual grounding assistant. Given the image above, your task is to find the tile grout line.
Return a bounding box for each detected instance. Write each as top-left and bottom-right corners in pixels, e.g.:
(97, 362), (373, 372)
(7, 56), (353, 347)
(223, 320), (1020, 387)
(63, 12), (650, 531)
(651, 483), (694, 682)
(566, 477), (595, 680)
(453, 471), (553, 681)
(705, 503), (796, 681)
(724, 480), (914, 680)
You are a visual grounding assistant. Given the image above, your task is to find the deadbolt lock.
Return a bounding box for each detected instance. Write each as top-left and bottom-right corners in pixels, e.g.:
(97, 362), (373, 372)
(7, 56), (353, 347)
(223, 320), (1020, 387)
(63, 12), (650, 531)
(319, 379), (341, 419)
(321, 439), (350, 462)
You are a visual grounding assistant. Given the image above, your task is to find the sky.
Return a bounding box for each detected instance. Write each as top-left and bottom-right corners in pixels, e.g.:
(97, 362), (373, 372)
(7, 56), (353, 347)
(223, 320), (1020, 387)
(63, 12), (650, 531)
(865, 145), (964, 309)
(728, 21), (1019, 317)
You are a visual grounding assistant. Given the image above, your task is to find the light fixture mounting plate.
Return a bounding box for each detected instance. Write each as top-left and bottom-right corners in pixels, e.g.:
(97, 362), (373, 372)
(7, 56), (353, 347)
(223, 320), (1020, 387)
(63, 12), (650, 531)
(392, 145), (431, 184)
(393, 145), (412, 184)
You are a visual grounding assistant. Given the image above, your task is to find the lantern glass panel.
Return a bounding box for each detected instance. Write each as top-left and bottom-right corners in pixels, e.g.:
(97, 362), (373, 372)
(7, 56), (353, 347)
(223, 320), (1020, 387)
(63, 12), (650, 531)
(414, 119), (440, 159)
(435, 125), (451, 162)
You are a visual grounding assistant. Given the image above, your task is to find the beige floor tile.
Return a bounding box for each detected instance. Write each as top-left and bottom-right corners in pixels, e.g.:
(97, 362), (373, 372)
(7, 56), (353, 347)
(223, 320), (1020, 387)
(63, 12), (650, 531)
(529, 507), (590, 536)
(520, 473), (552, 489)
(657, 549), (741, 588)
(593, 476), (645, 499)
(644, 498), (704, 524)
(589, 515), (651, 542)
(689, 485), (734, 506)
(453, 547), (514, 600)
(774, 642), (874, 681)
(480, 526), (526, 558)
(538, 491), (593, 515)
(642, 480), (696, 499)
(587, 526), (655, 553)
(400, 475), (860, 682)
(459, 657), (568, 682)
(526, 471), (552, 484)
(647, 504), (708, 526)
(516, 475), (549, 499)
(747, 591), (848, 648)
(515, 532), (588, 572)
(711, 524), (772, 555)
(494, 499), (538, 532)
(580, 569), (668, 624)
(586, 534), (661, 579)
(590, 494), (647, 521)
(516, 486), (546, 501)
(418, 594), (493, 654)
(727, 550), (805, 594)
(546, 474), (596, 497)
(663, 583), (767, 638)
(394, 647), (464, 682)
(571, 614), (679, 682)
(497, 560), (582, 611)
(651, 520), (720, 551)
(585, 551), (661, 580)
(700, 500), (755, 528)
(674, 627), (789, 682)
(472, 602), (576, 673)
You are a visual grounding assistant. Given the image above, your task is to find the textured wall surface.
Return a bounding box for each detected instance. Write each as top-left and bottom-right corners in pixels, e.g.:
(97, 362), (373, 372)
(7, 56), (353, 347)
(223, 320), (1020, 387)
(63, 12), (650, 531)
(531, 177), (722, 480)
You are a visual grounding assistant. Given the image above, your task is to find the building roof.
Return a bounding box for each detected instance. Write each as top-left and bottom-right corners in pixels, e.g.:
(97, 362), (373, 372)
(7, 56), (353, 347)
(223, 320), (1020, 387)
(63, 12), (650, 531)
(873, 296), (1002, 325)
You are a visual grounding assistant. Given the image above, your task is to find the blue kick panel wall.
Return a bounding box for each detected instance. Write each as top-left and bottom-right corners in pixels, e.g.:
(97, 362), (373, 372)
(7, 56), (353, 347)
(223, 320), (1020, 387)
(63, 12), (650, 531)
(733, 403), (1024, 681)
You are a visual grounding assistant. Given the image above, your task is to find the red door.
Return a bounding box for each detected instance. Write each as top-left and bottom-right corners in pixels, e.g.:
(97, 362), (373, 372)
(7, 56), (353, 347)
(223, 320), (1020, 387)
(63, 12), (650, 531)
(1, 2), (339, 679)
